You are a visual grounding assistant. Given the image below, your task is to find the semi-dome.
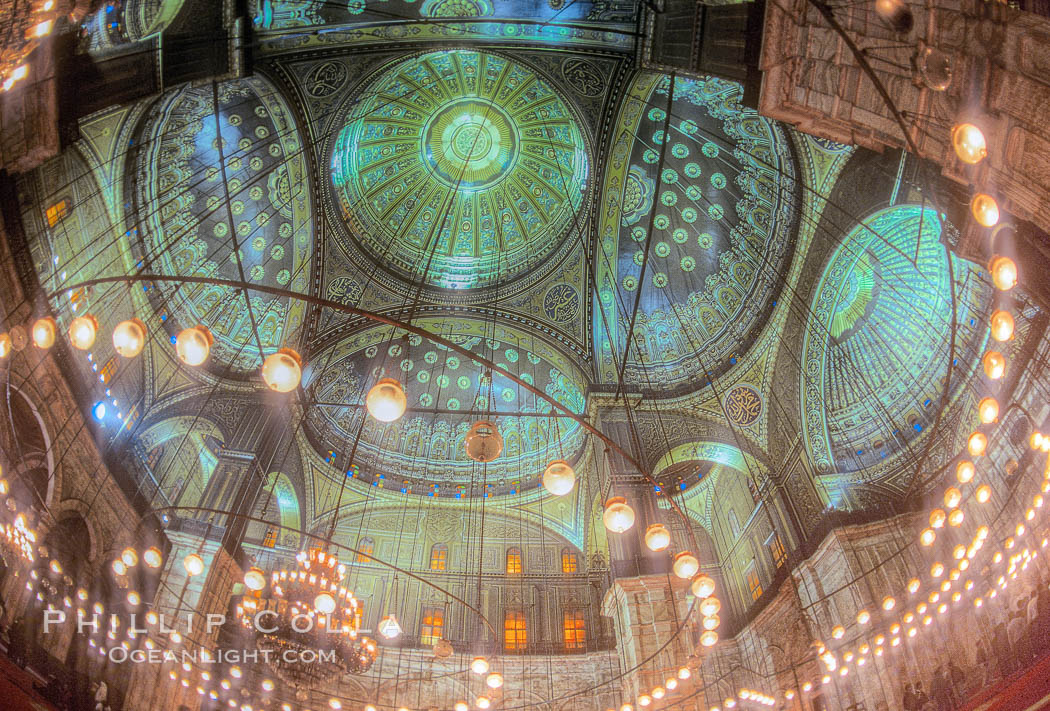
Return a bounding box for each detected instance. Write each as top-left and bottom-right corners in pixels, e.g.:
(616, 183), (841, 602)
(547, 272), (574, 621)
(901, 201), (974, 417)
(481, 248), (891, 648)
(802, 204), (990, 476)
(302, 318), (587, 497)
(132, 76), (313, 372)
(594, 73), (798, 392)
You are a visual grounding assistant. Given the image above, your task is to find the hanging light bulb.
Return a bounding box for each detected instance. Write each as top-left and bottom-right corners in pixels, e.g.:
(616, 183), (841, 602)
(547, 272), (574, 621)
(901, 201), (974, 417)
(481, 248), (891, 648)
(644, 523), (671, 551)
(990, 310), (1014, 342)
(465, 421), (503, 462)
(702, 614), (720, 630)
(69, 315), (99, 350)
(0, 332), (11, 358)
(677, 667), (691, 680)
(857, 609), (871, 624)
(976, 485), (992, 503)
(261, 348), (303, 392)
(143, 547), (163, 568)
(183, 553), (204, 576)
(920, 528), (936, 546)
(930, 508), (946, 529)
(112, 559), (127, 576)
(882, 596), (895, 611)
(832, 625), (845, 639)
(956, 460), (975, 484)
(244, 567), (266, 591)
(542, 460), (575, 496)
(365, 378), (407, 422)
(968, 432), (988, 457)
(127, 590), (141, 606)
(983, 351), (1006, 380)
(651, 687), (665, 700)
(691, 573), (716, 598)
(971, 194), (1000, 227)
(873, 0), (913, 32)
(175, 326), (213, 366)
(989, 256), (1017, 291)
(699, 596), (721, 617)
(456, 703), (470, 711)
(944, 487), (962, 509)
(121, 548), (139, 567)
(699, 630), (718, 647)
(977, 397), (999, 424)
(471, 657), (489, 675)
(485, 672), (503, 689)
(32, 317), (56, 349)
(112, 319), (147, 357)
(672, 551), (700, 579)
(314, 592), (336, 615)
(476, 697), (491, 710)
(379, 614), (402, 639)
(603, 497), (635, 533)
(951, 123), (987, 164)
(948, 508), (964, 526)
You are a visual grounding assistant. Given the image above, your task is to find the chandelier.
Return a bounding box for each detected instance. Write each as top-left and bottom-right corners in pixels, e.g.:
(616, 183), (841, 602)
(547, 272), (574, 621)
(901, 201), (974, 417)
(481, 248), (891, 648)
(0, 471), (37, 564)
(239, 549), (377, 687)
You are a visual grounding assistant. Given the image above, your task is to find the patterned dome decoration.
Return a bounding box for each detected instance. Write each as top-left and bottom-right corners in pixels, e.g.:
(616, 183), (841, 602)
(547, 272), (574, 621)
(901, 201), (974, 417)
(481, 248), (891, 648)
(593, 73), (798, 391)
(301, 318), (587, 498)
(801, 205), (989, 476)
(330, 50), (589, 291)
(134, 76), (313, 372)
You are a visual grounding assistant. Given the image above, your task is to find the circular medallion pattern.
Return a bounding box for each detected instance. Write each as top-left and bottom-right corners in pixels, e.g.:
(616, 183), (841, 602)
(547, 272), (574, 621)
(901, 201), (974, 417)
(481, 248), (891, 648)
(724, 385), (762, 427)
(331, 50), (589, 291)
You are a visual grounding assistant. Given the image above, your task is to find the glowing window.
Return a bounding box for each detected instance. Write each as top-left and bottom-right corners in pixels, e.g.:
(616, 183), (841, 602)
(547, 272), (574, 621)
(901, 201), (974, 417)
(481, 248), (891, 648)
(563, 610), (586, 650)
(561, 548), (578, 573)
(430, 544), (448, 571)
(356, 537), (374, 563)
(262, 528), (278, 548)
(46, 200), (68, 227)
(506, 548), (522, 574)
(768, 532), (787, 569)
(420, 606), (444, 646)
(504, 610), (527, 650)
(746, 563), (762, 601)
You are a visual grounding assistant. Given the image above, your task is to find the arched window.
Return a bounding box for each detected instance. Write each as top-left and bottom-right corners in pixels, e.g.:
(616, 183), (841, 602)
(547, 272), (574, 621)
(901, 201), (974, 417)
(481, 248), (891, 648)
(506, 548), (523, 574)
(561, 548), (578, 573)
(356, 537), (374, 563)
(728, 509), (741, 538)
(430, 543), (448, 571)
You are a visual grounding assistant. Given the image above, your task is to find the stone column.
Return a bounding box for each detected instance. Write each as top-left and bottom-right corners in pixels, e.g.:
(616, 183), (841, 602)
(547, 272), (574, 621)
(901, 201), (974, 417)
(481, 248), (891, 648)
(602, 574), (693, 705)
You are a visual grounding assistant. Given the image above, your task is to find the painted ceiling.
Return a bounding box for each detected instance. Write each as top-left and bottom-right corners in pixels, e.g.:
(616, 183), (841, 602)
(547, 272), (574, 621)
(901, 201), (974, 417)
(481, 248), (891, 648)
(329, 50), (589, 291)
(132, 76), (314, 373)
(802, 204), (990, 477)
(302, 317), (587, 497)
(35, 5), (1000, 543)
(593, 73), (798, 393)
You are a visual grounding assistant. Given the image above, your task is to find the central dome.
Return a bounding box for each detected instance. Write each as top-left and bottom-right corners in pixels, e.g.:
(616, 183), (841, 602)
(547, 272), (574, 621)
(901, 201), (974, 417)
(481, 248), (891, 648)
(331, 50), (589, 290)
(423, 99), (517, 188)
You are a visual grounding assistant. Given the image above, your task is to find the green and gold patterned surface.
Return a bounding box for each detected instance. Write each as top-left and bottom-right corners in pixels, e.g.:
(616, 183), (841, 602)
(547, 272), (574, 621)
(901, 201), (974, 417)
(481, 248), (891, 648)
(302, 317), (587, 497)
(801, 205), (990, 475)
(134, 77), (314, 372)
(330, 50), (589, 291)
(594, 73), (798, 392)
